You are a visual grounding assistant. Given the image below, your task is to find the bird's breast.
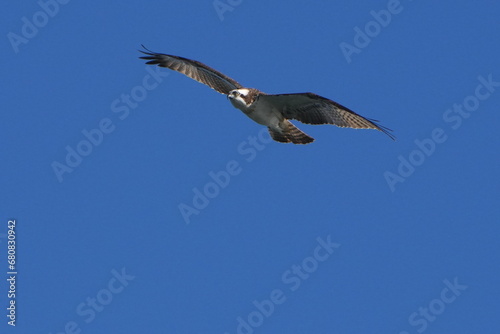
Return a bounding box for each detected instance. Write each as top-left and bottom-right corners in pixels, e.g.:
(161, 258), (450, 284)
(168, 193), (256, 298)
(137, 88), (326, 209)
(238, 99), (282, 127)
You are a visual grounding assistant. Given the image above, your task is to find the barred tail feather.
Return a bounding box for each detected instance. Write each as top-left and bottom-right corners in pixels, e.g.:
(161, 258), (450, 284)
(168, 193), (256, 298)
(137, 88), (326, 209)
(268, 120), (314, 145)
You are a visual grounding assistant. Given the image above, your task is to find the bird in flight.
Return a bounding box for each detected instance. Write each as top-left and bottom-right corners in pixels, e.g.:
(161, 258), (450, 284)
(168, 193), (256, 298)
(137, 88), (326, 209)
(139, 46), (394, 144)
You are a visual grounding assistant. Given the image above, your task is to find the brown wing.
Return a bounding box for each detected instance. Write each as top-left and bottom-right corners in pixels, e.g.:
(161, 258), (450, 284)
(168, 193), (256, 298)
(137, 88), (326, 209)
(260, 92), (395, 140)
(139, 45), (243, 95)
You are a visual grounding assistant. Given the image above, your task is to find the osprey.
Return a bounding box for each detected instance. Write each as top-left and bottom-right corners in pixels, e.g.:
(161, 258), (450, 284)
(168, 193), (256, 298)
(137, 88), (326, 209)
(139, 46), (394, 144)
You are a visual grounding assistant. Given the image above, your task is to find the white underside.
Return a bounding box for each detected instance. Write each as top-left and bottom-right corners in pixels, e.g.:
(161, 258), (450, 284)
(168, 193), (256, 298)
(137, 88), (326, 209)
(229, 97), (283, 129)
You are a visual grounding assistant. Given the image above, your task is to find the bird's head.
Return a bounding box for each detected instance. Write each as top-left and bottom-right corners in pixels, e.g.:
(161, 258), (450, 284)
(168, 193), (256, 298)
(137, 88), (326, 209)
(228, 89), (253, 109)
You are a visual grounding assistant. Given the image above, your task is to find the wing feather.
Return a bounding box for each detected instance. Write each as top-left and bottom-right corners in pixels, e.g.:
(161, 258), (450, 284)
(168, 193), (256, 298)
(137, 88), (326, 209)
(139, 45), (243, 95)
(260, 93), (395, 140)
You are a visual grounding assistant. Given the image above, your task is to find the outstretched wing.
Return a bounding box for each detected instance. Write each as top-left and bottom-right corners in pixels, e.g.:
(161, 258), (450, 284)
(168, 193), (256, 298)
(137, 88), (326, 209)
(139, 45), (243, 95)
(259, 92), (395, 140)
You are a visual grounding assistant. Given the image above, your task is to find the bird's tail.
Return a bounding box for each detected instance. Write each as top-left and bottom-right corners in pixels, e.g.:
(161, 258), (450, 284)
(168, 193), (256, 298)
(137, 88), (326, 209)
(268, 120), (314, 144)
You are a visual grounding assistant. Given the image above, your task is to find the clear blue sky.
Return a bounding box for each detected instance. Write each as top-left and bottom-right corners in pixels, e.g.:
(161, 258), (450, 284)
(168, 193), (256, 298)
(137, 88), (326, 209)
(2, 1), (499, 333)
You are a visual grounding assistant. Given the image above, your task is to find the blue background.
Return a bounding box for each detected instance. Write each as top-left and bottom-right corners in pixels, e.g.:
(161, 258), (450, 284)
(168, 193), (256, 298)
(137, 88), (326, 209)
(1, 1), (499, 333)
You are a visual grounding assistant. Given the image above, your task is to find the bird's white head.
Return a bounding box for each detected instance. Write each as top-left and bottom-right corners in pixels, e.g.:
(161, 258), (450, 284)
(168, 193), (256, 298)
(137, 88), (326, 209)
(228, 89), (253, 110)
